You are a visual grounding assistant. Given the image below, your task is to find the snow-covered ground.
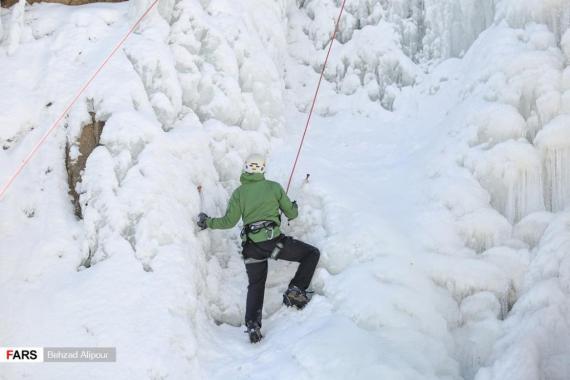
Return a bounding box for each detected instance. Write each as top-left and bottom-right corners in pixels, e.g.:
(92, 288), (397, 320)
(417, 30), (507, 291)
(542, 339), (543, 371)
(0, 0), (569, 379)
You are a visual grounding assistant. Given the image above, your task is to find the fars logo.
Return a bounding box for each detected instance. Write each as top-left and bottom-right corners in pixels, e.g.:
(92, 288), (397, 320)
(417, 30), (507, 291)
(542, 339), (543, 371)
(0, 347), (43, 363)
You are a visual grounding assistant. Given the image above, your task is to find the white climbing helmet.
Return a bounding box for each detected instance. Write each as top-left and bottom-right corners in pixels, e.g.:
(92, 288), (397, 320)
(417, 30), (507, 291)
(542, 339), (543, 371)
(244, 154), (266, 174)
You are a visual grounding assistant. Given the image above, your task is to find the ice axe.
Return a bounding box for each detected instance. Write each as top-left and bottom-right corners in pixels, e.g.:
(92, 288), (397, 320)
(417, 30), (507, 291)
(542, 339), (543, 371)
(196, 185), (208, 230)
(197, 185), (204, 205)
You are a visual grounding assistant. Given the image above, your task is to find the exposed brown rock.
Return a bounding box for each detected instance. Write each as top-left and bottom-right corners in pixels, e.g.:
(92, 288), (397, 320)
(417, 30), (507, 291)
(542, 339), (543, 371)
(65, 112), (104, 218)
(1, 0), (125, 8)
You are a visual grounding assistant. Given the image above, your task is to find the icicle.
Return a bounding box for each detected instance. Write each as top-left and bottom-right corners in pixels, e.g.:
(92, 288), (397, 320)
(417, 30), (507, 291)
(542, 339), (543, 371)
(497, 0), (570, 44)
(468, 140), (545, 224)
(563, 67), (570, 114)
(534, 115), (570, 212)
(0, 8), (3, 43)
(423, 0), (497, 58)
(6, 0), (26, 56)
(128, 0), (152, 20)
(563, 90), (570, 115)
(563, 30), (570, 62)
(127, 0), (168, 25)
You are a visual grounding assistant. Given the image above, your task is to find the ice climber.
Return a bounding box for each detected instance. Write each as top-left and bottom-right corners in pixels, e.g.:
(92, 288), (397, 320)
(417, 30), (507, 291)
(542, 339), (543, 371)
(197, 154), (320, 343)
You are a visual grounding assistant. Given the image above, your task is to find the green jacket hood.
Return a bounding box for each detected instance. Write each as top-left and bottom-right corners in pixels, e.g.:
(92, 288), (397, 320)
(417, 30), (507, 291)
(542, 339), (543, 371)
(240, 172), (265, 184)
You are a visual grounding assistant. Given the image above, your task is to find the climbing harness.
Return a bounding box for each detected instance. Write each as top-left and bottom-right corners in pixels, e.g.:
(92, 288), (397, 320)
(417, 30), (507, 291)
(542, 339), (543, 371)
(242, 221), (285, 265)
(241, 220), (278, 241)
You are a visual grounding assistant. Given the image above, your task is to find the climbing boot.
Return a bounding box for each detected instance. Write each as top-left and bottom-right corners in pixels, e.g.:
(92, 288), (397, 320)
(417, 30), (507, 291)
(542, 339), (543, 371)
(246, 321), (263, 344)
(283, 285), (310, 309)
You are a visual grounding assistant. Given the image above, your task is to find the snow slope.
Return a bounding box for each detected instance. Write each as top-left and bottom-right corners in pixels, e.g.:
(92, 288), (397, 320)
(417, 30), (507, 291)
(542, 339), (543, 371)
(0, 1), (569, 379)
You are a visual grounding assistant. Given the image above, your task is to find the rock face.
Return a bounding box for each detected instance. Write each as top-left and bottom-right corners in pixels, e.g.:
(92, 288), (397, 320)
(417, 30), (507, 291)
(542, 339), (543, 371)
(1, 0), (124, 8)
(65, 112), (104, 218)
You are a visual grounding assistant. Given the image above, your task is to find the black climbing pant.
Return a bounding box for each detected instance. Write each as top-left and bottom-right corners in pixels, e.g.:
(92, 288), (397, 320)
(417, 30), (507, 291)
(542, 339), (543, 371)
(243, 235), (320, 326)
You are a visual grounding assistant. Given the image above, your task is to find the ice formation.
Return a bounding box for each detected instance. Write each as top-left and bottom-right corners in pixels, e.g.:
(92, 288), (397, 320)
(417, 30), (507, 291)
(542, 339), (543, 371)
(6, 0), (26, 55)
(469, 103), (526, 147)
(513, 211), (554, 249)
(0, 0), (569, 379)
(423, 0), (497, 59)
(563, 67), (570, 112)
(534, 115), (570, 212)
(476, 214), (570, 380)
(563, 29), (570, 60)
(497, 0), (570, 43)
(457, 207), (512, 253)
(467, 140), (545, 223)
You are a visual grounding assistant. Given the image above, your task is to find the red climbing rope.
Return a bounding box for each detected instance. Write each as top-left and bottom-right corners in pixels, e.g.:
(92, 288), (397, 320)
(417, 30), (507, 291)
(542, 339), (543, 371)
(285, 0), (347, 193)
(0, 0), (160, 201)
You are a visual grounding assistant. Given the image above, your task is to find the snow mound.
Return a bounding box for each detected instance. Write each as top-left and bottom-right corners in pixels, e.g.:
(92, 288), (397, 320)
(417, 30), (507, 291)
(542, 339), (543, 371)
(457, 208), (512, 253)
(513, 211), (555, 249)
(469, 103), (526, 147)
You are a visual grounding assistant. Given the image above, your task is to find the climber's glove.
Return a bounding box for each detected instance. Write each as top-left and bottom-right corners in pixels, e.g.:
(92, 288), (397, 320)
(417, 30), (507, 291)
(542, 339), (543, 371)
(197, 212), (209, 230)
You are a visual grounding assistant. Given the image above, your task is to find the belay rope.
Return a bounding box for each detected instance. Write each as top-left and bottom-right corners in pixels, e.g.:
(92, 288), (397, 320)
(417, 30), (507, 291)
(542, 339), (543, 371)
(285, 0), (347, 194)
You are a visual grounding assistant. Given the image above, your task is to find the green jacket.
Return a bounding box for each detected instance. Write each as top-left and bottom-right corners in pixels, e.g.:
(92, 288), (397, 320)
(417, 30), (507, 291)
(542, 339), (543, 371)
(206, 173), (298, 242)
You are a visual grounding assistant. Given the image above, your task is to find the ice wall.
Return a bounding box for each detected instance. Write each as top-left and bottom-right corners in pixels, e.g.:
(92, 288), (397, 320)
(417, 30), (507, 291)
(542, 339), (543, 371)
(457, 12), (568, 227)
(475, 214), (570, 380)
(423, 0), (496, 59)
(287, 0), (499, 112)
(340, 0), (497, 60)
(288, 0), (418, 110)
(0, 7), (3, 42)
(0, 2), (291, 377)
(443, 3), (570, 379)
(77, 0), (289, 267)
